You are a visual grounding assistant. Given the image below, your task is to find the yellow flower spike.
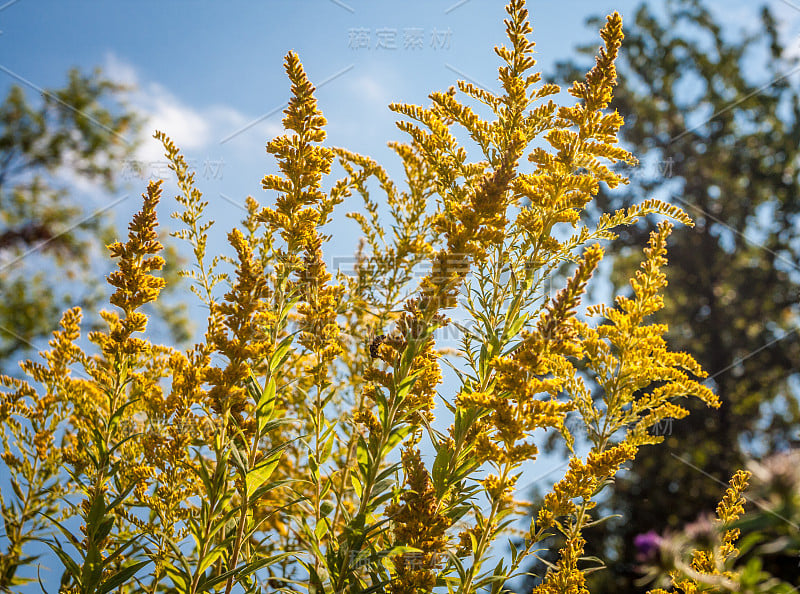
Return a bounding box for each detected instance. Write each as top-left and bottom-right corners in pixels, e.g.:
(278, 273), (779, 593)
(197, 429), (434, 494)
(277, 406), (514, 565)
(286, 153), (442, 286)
(716, 470), (751, 561)
(106, 180), (167, 353)
(386, 447), (451, 594)
(258, 52), (346, 393)
(538, 244), (603, 344)
(647, 471), (752, 593)
(206, 227), (276, 422)
(531, 535), (590, 594)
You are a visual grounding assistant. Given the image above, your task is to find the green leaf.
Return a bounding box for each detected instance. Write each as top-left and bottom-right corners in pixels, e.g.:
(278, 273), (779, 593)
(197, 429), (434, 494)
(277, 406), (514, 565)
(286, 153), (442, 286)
(86, 493), (106, 530)
(246, 452), (282, 499)
(319, 423), (336, 464)
(97, 560), (149, 594)
(39, 513), (82, 553)
(163, 561), (188, 591)
(350, 472), (363, 498)
(384, 423), (412, 453)
(479, 343), (490, 379)
(505, 312), (528, 340)
(356, 435), (369, 467)
(9, 478), (24, 502)
(256, 377), (276, 433)
(94, 515), (115, 544)
(270, 334), (294, 373)
(81, 542), (103, 587)
(395, 367), (423, 402)
(45, 540), (82, 583)
(107, 397), (140, 436)
(197, 547), (225, 576)
(314, 518), (329, 540)
(228, 442), (247, 475)
(249, 478), (294, 503)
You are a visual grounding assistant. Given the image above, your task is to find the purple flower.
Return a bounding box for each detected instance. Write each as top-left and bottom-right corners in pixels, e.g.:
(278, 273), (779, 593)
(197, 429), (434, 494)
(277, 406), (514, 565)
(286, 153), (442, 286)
(634, 530), (663, 561)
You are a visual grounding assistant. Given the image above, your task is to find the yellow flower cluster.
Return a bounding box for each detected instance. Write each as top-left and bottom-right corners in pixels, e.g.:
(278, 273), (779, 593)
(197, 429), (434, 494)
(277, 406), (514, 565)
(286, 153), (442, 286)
(531, 536), (589, 594)
(515, 12), (634, 244)
(105, 180), (167, 356)
(578, 222), (719, 449)
(0, 2), (768, 592)
(65, 182), (173, 464)
(206, 229), (275, 420)
(648, 471), (752, 594)
(353, 408), (381, 435)
(386, 447), (451, 594)
(367, 0), (544, 435)
(258, 51), (345, 383)
(715, 470), (750, 561)
(537, 443), (638, 531)
(466, 244), (604, 467)
(528, 223), (722, 589)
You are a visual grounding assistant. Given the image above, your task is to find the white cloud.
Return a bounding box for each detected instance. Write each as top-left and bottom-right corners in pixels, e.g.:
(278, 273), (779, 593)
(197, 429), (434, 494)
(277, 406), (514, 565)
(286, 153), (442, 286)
(350, 74), (390, 106)
(103, 53), (283, 165)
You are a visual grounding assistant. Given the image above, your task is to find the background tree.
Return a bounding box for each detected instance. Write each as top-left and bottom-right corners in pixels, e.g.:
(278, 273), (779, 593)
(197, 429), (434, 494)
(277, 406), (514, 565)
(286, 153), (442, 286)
(531, 0), (800, 590)
(0, 67), (189, 363)
(0, 67), (193, 589)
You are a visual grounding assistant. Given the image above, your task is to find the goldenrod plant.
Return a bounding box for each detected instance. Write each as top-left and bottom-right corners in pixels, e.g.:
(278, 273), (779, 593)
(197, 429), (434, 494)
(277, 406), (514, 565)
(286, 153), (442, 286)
(637, 458), (799, 593)
(646, 470), (796, 594)
(0, 1), (781, 592)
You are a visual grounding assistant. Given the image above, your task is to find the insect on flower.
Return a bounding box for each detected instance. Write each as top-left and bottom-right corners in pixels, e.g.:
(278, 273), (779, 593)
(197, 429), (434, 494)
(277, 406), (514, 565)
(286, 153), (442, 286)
(369, 334), (386, 359)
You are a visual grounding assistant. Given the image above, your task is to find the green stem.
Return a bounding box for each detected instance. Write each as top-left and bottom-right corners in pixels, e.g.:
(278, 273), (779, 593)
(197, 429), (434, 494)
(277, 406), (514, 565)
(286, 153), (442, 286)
(331, 273), (401, 534)
(224, 433), (259, 594)
(0, 456), (40, 591)
(458, 463), (512, 594)
(189, 492), (224, 594)
(312, 376), (324, 581)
